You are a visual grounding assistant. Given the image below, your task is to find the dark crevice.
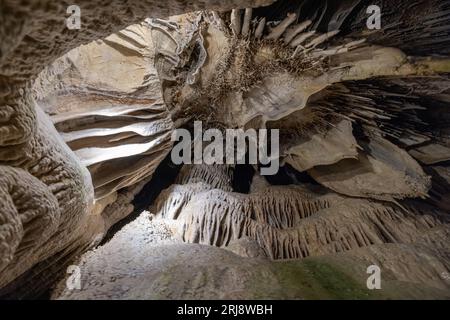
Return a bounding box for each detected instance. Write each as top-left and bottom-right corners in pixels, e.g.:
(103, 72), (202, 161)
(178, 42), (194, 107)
(232, 164), (255, 194)
(265, 163), (320, 186)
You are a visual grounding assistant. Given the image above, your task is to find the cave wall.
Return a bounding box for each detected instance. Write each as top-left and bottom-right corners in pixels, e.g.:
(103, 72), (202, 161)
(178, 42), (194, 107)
(0, 0), (274, 292)
(1, 0), (450, 298)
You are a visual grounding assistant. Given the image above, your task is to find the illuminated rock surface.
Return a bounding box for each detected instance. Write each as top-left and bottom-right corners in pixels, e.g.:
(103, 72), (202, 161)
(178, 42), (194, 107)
(1, 0), (450, 299)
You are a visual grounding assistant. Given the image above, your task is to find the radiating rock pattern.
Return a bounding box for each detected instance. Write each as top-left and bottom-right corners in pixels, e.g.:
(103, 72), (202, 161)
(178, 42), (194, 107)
(151, 163), (450, 294)
(152, 165), (448, 256)
(145, 1), (450, 291)
(152, 5), (450, 128)
(1, 0), (450, 299)
(150, 1), (450, 205)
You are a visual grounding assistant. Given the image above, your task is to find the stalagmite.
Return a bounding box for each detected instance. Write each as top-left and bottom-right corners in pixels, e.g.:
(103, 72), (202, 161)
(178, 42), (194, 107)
(1, 0), (450, 300)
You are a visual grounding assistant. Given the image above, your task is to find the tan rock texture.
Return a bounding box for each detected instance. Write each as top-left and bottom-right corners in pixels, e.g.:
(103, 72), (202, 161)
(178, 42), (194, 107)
(1, 0), (450, 299)
(53, 212), (450, 300)
(153, 165), (448, 262)
(0, 0), (274, 292)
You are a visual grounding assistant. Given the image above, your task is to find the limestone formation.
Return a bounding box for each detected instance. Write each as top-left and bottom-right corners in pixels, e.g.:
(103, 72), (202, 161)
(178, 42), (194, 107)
(1, 0), (450, 299)
(35, 23), (174, 201)
(0, 0), (274, 295)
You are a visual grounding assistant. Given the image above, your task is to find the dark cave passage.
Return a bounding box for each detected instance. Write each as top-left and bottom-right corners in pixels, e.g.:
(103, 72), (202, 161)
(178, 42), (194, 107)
(265, 163), (319, 186)
(232, 164), (255, 193)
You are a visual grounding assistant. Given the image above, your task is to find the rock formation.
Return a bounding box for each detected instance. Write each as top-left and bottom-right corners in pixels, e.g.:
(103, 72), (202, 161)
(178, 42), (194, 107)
(148, 0), (450, 296)
(0, 0), (274, 297)
(1, 0), (450, 299)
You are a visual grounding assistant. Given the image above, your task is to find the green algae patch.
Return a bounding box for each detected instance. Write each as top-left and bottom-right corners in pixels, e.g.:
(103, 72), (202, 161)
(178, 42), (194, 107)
(267, 258), (382, 300)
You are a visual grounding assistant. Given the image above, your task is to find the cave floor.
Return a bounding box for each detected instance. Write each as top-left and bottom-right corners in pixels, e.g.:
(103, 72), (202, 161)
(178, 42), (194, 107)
(52, 211), (450, 300)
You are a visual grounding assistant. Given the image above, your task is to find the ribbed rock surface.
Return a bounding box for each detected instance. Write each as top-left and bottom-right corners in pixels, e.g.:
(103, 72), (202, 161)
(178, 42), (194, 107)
(1, 0), (450, 299)
(52, 212), (450, 299)
(152, 4), (449, 207)
(151, 163), (449, 292)
(0, 0), (274, 294)
(35, 23), (174, 201)
(0, 106), (94, 289)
